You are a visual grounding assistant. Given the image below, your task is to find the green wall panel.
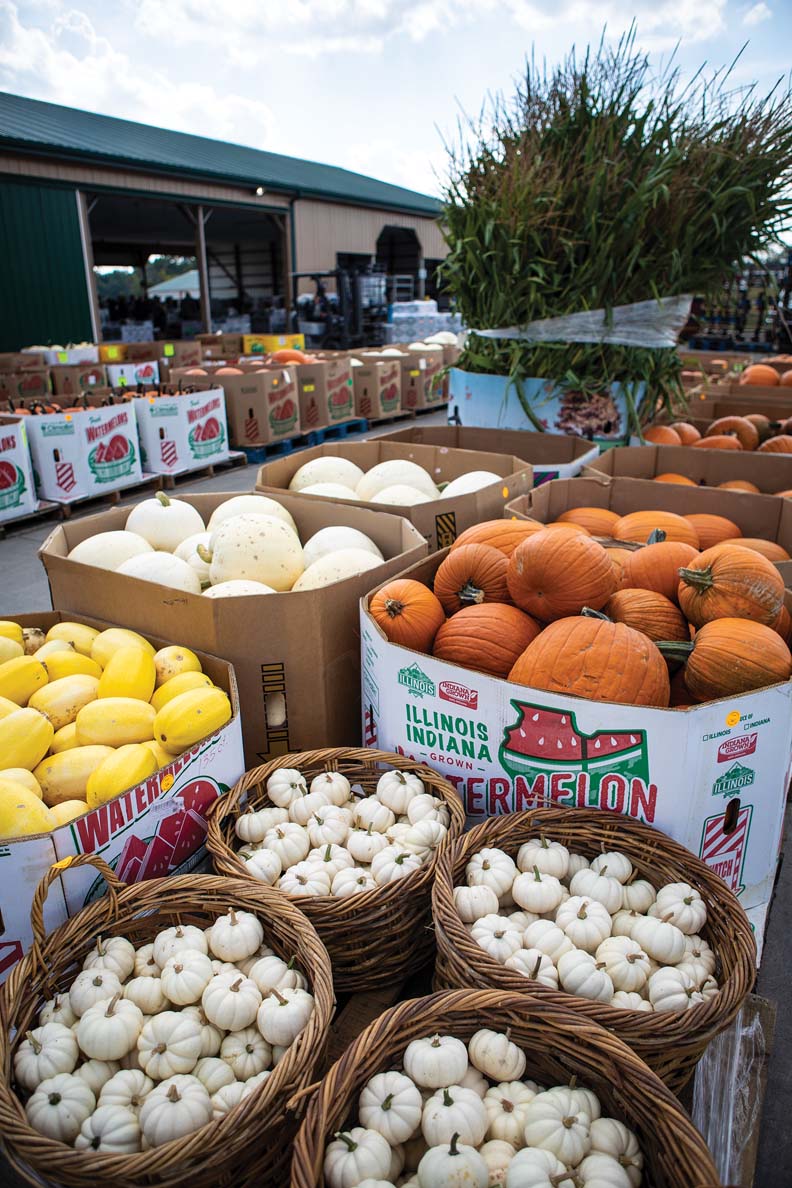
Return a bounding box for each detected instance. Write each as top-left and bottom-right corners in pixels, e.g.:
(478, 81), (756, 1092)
(0, 178), (92, 351)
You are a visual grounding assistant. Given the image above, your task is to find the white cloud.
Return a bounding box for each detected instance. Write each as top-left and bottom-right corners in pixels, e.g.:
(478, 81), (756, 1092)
(744, 2), (771, 25)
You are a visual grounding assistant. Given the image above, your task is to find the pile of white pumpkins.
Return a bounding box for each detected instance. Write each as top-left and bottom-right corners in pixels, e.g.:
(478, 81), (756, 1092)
(15, 909), (315, 1153)
(321, 1027), (644, 1188)
(453, 838), (719, 1013)
(65, 492), (390, 596)
(235, 766), (450, 897)
(287, 455), (502, 507)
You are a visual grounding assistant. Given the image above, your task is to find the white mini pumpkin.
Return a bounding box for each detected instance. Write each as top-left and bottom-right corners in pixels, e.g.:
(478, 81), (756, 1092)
(417, 1134), (488, 1188)
(569, 867), (623, 915)
(74, 1103), (141, 1153)
(263, 822), (311, 867)
(38, 993), (76, 1029)
(577, 1152), (633, 1188)
(371, 845), (422, 885)
(279, 860), (332, 897)
(507, 910), (540, 933)
(332, 866), (377, 897)
(180, 1005), (223, 1058)
(654, 882), (707, 935)
(124, 975), (169, 1015)
(516, 837), (570, 880)
(266, 767), (308, 807)
(590, 850), (633, 884)
(453, 885), (500, 924)
(244, 849), (283, 885)
(523, 920), (575, 964)
(235, 806), (289, 843)
(137, 1011), (203, 1080)
(421, 1084), (488, 1147)
(590, 1117), (643, 1186)
(620, 878), (657, 914)
(354, 797), (396, 833)
(359, 1070), (423, 1144)
(211, 1080), (246, 1118)
(324, 1127), (392, 1188)
(403, 1034), (468, 1089)
(557, 950), (614, 1002)
(206, 908), (264, 963)
(74, 1058), (121, 1097)
(308, 805), (351, 848)
(512, 867), (564, 915)
(133, 944), (161, 978)
(69, 969), (124, 1018)
(99, 1068), (154, 1114)
(347, 825), (391, 864)
(256, 986), (314, 1046)
(76, 995), (143, 1061)
(14, 1023), (79, 1092)
(479, 1138), (516, 1185)
(202, 972), (262, 1031)
(595, 937), (650, 993)
(139, 1074), (212, 1147)
(630, 913), (685, 965)
(159, 951), (213, 1006)
(152, 924), (208, 969)
(610, 991), (653, 1013)
(83, 935), (136, 982)
(470, 915), (523, 964)
(468, 1029), (526, 1082)
(306, 843), (354, 878)
(555, 897), (612, 953)
(247, 954), (307, 995)
(466, 849), (517, 898)
(309, 770), (351, 806)
(402, 819), (446, 857)
(220, 1027), (272, 1079)
(192, 1056), (237, 1095)
(504, 948), (559, 989)
(610, 910), (641, 940)
(483, 1080), (537, 1145)
(289, 788), (332, 827)
(375, 769), (424, 814)
(522, 1087), (592, 1165)
(25, 1073), (95, 1142)
(407, 794), (450, 827)
(647, 967), (703, 1012)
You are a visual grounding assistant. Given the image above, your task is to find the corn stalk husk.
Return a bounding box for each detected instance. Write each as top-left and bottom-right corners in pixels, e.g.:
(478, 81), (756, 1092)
(441, 31), (792, 431)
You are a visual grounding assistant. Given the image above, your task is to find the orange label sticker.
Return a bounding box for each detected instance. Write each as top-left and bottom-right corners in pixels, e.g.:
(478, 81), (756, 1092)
(726, 710), (740, 727)
(161, 773), (175, 792)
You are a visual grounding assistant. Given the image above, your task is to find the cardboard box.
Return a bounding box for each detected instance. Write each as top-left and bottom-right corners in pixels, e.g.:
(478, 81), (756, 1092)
(98, 343), (128, 363)
(0, 352), (46, 371)
(33, 346), (99, 366)
(587, 444), (792, 495)
(0, 416), (37, 523)
(242, 333), (305, 356)
(105, 361), (160, 388)
(257, 357), (355, 431)
(687, 386), (792, 415)
(0, 611), (244, 984)
(256, 441), (534, 551)
(197, 332), (243, 358)
(40, 494), (427, 765)
(376, 425), (600, 486)
(133, 388), (230, 475)
(353, 359), (402, 420)
(400, 349), (446, 411)
(49, 364), (106, 397)
(215, 368), (302, 447)
(124, 340), (201, 367)
(360, 550), (792, 912)
(0, 370), (50, 400)
(26, 404), (142, 502)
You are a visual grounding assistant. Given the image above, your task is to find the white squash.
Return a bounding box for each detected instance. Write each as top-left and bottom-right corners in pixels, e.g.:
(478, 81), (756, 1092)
(206, 908), (264, 962)
(133, 944), (160, 978)
(516, 837), (570, 880)
(67, 531), (153, 572)
(324, 1128), (392, 1188)
(417, 1135), (488, 1188)
(202, 973), (262, 1031)
(289, 457), (365, 494)
(152, 923), (208, 968)
(14, 1023), (78, 1091)
(279, 860), (332, 897)
(403, 1034), (468, 1089)
(577, 1152), (633, 1187)
(556, 897), (612, 953)
(303, 526), (383, 569)
(354, 798), (396, 833)
(356, 460), (440, 501)
(74, 1059), (121, 1096)
(421, 1084), (488, 1147)
(174, 532), (212, 582)
(407, 794), (450, 827)
(595, 937), (650, 993)
(621, 879), (657, 914)
(263, 822), (310, 867)
(359, 1070), (423, 1144)
(244, 849), (283, 885)
(310, 770), (352, 806)
(207, 495), (298, 535)
(211, 1080), (246, 1118)
(370, 845), (423, 885)
(180, 1005), (223, 1058)
(630, 914), (686, 965)
(117, 551), (202, 594)
(247, 954), (307, 995)
(376, 769), (424, 813)
(469, 915), (523, 963)
(38, 992), (77, 1029)
(289, 787), (332, 826)
(124, 975), (169, 1015)
(505, 1147), (571, 1188)
(466, 849), (517, 898)
(139, 1074), (212, 1147)
(647, 967), (703, 1012)
(299, 482), (360, 500)
(522, 1087), (592, 1164)
(220, 1026), (272, 1079)
(610, 991), (653, 1013)
(570, 867), (624, 915)
(308, 805), (350, 848)
(402, 819), (446, 856)
(267, 768), (308, 806)
(512, 867), (564, 915)
(453, 885), (500, 924)
(236, 806), (289, 843)
(126, 494), (205, 551)
(590, 1117), (643, 1186)
(83, 935), (136, 981)
(203, 580), (276, 597)
(205, 514), (304, 591)
(192, 1057), (236, 1097)
(370, 485), (433, 506)
(75, 1103), (141, 1153)
(332, 865), (377, 896)
(25, 1072), (95, 1143)
(504, 947), (559, 988)
(256, 986), (314, 1045)
(160, 950), (214, 1006)
(483, 1080), (537, 1145)
(76, 994), (143, 1061)
(523, 920), (575, 964)
(468, 1029), (526, 1082)
(99, 1068), (154, 1114)
(557, 950), (614, 1002)
(292, 548), (381, 591)
(440, 471), (501, 498)
(654, 882), (707, 935)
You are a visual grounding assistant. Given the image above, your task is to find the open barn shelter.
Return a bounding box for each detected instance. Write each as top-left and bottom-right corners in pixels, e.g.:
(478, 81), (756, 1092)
(0, 92), (445, 350)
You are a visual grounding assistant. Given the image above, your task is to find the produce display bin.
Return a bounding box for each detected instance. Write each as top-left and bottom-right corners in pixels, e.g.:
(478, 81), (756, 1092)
(39, 494), (427, 766)
(587, 443), (792, 494)
(0, 612), (244, 984)
(25, 403), (142, 503)
(132, 388), (229, 475)
(256, 440), (533, 551)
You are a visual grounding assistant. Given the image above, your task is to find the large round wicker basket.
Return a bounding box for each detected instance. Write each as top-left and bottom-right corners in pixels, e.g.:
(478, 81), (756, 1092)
(432, 806), (755, 1090)
(291, 987), (722, 1188)
(206, 747), (465, 992)
(0, 854), (334, 1188)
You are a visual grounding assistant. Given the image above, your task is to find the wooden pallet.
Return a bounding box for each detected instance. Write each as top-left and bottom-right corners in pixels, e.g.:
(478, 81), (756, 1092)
(0, 499), (61, 539)
(305, 418), (369, 446)
(161, 450), (248, 489)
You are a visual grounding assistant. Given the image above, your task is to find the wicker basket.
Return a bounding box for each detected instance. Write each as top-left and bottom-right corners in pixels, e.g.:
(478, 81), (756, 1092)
(291, 987), (722, 1188)
(0, 854), (334, 1188)
(206, 747), (465, 992)
(432, 806), (756, 1090)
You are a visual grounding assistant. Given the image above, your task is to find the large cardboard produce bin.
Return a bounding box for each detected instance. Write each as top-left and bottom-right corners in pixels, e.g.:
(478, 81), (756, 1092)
(0, 416), (38, 524)
(353, 358), (402, 420)
(25, 403), (142, 503)
(256, 441), (533, 551)
(133, 388), (229, 475)
(587, 443), (792, 494)
(49, 363), (106, 396)
(360, 552), (792, 918)
(40, 494), (427, 765)
(0, 612), (244, 984)
(376, 425), (599, 486)
(0, 370), (50, 400)
(191, 368), (302, 447)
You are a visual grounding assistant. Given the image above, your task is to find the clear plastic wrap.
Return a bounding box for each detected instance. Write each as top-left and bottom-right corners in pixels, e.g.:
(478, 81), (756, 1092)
(473, 294), (693, 349)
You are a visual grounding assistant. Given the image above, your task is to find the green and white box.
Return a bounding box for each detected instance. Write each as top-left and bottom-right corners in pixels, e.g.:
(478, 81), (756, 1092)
(133, 388), (229, 475)
(25, 404), (142, 502)
(0, 415), (37, 523)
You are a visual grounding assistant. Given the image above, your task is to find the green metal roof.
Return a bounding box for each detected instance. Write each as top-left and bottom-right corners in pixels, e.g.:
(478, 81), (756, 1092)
(0, 92), (441, 216)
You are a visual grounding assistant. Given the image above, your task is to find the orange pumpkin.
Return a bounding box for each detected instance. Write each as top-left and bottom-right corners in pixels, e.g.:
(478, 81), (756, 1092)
(556, 507), (621, 536)
(781, 370), (792, 387)
(758, 435), (792, 454)
(661, 618), (791, 701)
(773, 602), (792, 646)
(717, 480), (760, 493)
(508, 615), (670, 708)
(607, 545), (636, 589)
(643, 425), (682, 446)
(743, 413), (773, 442)
(622, 540), (699, 602)
(614, 511), (700, 549)
(543, 522), (591, 535)
(603, 588), (690, 643)
(669, 422), (702, 445)
(433, 604), (541, 677)
(740, 363), (780, 387)
(777, 489), (792, 498)
(677, 544), (784, 627)
(705, 416), (759, 451)
(451, 519), (545, 557)
(270, 349), (311, 365)
(506, 532), (617, 622)
(653, 473), (697, 486)
(683, 513), (742, 549)
(691, 435), (742, 451)
(729, 537), (789, 562)
(433, 544), (510, 615)
(369, 579), (446, 652)
(214, 366), (244, 376)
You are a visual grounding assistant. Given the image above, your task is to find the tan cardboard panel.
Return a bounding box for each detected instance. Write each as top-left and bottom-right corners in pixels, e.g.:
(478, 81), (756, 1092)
(374, 425), (598, 466)
(588, 444), (792, 495)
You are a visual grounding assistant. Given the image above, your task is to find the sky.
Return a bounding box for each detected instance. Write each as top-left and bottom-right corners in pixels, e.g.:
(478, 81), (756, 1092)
(0, 0), (790, 198)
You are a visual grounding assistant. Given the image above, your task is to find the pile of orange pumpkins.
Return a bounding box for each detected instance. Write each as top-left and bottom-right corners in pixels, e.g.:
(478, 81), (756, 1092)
(370, 512), (792, 711)
(644, 413), (792, 465)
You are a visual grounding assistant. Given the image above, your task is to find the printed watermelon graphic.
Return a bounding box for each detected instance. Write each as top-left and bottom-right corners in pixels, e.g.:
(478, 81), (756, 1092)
(89, 433), (135, 483)
(382, 382), (400, 411)
(404, 386), (418, 409)
(269, 398), (298, 435)
(328, 382), (353, 421)
(500, 702), (649, 793)
(0, 459), (25, 510)
(189, 415), (226, 459)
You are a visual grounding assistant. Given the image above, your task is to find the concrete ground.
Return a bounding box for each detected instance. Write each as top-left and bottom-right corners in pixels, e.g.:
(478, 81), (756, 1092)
(0, 411), (786, 1185)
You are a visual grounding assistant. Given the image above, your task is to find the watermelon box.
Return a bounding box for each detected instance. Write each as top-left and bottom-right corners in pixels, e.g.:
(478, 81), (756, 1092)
(0, 612), (244, 985)
(133, 388), (230, 475)
(203, 369), (303, 447)
(352, 357), (403, 420)
(105, 361), (161, 388)
(255, 440), (534, 552)
(360, 548), (792, 921)
(24, 403), (143, 503)
(400, 349), (446, 412)
(375, 425), (599, 486)
(0, 415), (37, 524)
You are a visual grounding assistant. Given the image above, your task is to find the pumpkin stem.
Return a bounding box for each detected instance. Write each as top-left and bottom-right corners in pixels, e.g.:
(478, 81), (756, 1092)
(647, 529), (667, 544)
(48, 1093), (62, 1106)
(366, 825), (374, 836)
(91, 975), (104, 987)
(287, 956), (297, 970)
(442, 1087), (454, 1107)
(532, 864), (543, 882)
(580, 606), (610, 621)
(449, 1132), (460, 1156)
(156, 492), (171, 508)
(458, 580), (485, 605)
(383, 597), (407, 619)
(577, 904), (588, 920)
(25, 1031), (42, 1055)
(502, 1097), (514, 1112)
(430, 1034), (441, 1048)
(230, 977), (243, 992)
(323, 844), (332, 861)
(562, 1115), (576, 1129)
(196, 544), (213, 565)
(539, 834), (549, 849)
(105, 993), (121, 1016)
(166, 1084), (181, 1103)
(381, 1093), (394, 1111)
(568, 1075), (578, 1090)
(531, 955), (543, 979)
(661, 912), (676, 924)
(270, 988), (288, 1005)
(678, 564), (713, 591)
(655, 639), (694, 662)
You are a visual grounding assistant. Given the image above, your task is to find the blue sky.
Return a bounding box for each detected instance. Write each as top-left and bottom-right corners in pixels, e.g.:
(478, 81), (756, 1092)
(0, 1), (789, 197)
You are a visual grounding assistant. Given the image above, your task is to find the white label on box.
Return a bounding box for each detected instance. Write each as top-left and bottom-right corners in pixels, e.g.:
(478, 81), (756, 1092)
(361, 612), (792, 912)
(25, 405), (143, 502)
(133, 389), (229, 474)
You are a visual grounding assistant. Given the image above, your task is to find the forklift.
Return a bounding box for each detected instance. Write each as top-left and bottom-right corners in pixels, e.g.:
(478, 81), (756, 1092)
(291, 266), (388, 349)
